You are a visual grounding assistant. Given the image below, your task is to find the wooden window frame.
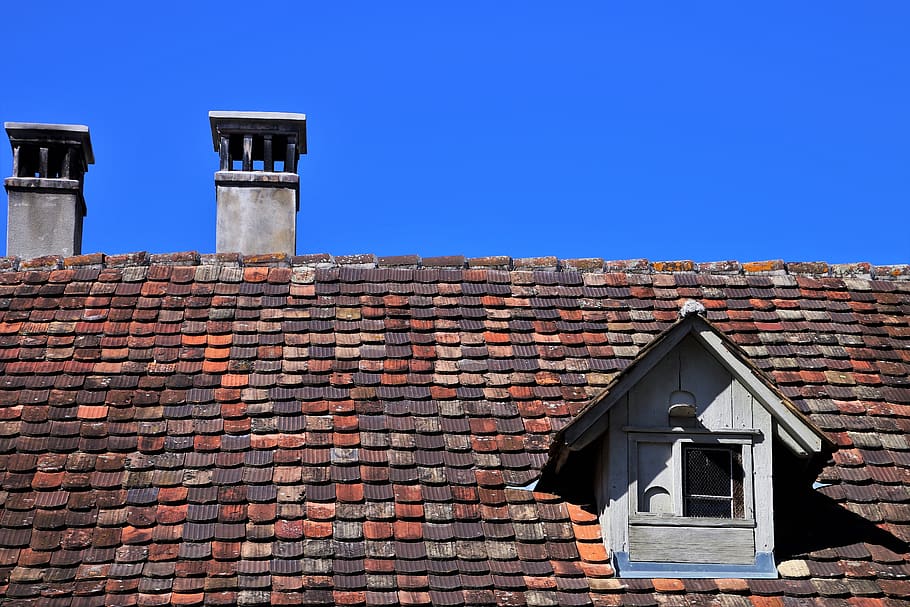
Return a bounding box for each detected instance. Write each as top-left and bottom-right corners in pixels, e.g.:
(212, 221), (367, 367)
(627, 430), (756, 528)
(682, 444), (744, 519)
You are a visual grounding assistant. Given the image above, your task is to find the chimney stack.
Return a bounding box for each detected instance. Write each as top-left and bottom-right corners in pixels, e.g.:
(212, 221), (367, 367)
(209, 111), (307, 256)
(4, 123), (94, 259)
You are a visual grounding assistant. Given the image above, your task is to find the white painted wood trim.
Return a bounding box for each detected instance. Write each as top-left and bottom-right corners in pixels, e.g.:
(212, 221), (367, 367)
(693, 325), (825, 455)
(629, 435), (640, 515)
(752, 403), (775, 553)
(623, 426), (761, 437)
(775, 425), (810, 458)
(742, 440), (755, 521)
(627, 433), (755, 520)
(629, 525), (755, 564)
(565, 320), (694, 449)
(672, 440), (684, 515)
(629, 516), (756, 528)
(595, 429), (610, 549)
(607, 395), (630, 555)
(624, 431), (755, 445)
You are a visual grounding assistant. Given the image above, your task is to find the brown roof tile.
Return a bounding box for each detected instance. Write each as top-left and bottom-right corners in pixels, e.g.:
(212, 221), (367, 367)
(0, 256), (908, 603)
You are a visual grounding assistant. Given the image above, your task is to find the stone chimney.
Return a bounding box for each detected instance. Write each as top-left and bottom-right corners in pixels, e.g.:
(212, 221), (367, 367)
(209, 111), (307, 256)
(4, 122), (94, 259)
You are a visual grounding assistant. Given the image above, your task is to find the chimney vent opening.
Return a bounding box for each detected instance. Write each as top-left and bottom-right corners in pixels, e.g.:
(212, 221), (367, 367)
(213, 118), (303, 175)
(4, 122), (94, 259)
(209, 111), (307, 257)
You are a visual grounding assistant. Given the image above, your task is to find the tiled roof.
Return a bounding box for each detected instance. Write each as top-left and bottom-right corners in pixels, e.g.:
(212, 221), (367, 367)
(0, 251), (908, 606)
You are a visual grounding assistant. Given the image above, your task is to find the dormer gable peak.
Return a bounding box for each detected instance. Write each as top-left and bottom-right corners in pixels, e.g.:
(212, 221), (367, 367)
(543, 313), (831, 476)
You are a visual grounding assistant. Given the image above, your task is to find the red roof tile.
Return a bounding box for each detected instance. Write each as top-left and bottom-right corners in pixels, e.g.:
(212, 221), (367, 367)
(0, 254), (908, 604)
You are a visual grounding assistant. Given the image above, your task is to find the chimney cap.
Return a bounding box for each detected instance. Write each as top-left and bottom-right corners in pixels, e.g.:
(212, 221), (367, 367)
(5, 122), (94, 165)
(209, 111), (307, 155)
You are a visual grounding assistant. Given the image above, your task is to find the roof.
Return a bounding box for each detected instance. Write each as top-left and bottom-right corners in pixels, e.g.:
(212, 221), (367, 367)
(538, 312), (836, 500)
(0, 251), (908, 606)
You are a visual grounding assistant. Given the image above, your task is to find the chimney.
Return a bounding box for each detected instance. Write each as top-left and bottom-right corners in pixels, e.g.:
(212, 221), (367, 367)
(4, 122), (94, 259)
(209, 111), (307, 256)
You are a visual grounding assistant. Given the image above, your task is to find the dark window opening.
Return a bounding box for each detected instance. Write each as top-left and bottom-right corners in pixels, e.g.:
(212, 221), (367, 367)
(683, 445), (744, 518)
(224, 133), (292, 172)
(14, 145), (73, 179)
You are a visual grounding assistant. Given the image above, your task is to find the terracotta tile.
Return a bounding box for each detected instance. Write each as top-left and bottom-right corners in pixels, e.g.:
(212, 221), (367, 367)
(843, 599), (885, 607)
(652, 579), (686, 593)
(0, 258), (908, 605)
(715, 579), (750, 593)
(394, 521), (423, 541)
(275, 519), (304, 540)
(576, 540), (609, 563)
(878, 579), (910, 598)
(303, 520), (333, 539)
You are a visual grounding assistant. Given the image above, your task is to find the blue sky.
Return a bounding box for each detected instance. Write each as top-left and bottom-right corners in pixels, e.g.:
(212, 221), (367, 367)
(1, 2), (908, 264)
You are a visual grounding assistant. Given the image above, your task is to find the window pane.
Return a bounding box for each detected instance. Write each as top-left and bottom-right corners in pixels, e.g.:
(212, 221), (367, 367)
(685, 448), (731, 497)
(685, 497), (732, 518)
(683, 445), (746, 519)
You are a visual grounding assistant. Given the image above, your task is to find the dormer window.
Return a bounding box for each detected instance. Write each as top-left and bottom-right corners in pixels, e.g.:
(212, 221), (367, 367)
(683, 445), (744, 518)
(633, 438), (747, 521)
(538, 302), (833, 578)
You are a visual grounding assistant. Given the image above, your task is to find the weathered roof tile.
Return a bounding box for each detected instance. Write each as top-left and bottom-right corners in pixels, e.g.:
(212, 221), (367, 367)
(0, 256), (906, 603)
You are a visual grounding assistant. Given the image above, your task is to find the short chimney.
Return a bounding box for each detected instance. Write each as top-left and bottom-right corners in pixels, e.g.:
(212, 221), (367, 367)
(209, 111), (307, 256)
(5, 122), (94, 259)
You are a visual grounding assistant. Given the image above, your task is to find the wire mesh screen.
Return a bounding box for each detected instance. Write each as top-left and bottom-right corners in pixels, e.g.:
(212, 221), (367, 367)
(683, 446), (743, 518)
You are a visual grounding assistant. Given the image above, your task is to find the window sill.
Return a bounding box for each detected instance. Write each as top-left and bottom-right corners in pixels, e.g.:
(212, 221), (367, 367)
(630, 515), (756, 528)
(613, 551), (777, 579)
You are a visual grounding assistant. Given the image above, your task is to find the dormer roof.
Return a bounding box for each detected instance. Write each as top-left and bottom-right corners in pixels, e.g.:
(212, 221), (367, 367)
(539, 309), (834, 493)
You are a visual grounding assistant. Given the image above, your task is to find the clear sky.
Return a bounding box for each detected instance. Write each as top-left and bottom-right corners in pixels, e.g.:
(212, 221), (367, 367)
(1, 2), (908, 264)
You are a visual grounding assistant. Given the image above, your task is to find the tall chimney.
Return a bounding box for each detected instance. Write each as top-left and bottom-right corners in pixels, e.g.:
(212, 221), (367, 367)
(209, 111), (307, 256)
(4, 123), (94, 259)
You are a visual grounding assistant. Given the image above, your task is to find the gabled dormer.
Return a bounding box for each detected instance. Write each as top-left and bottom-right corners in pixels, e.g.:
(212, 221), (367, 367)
(538, 302), (833, 578)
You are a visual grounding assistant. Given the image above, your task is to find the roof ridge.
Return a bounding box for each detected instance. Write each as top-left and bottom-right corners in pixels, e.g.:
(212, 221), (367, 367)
(0, 251), (908, 280)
